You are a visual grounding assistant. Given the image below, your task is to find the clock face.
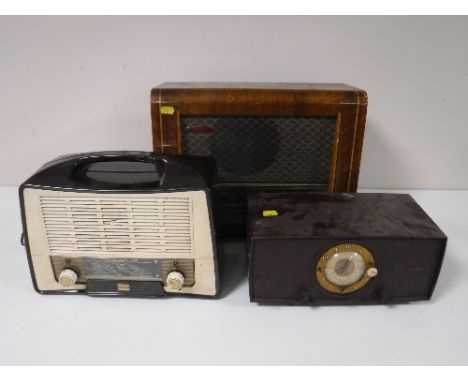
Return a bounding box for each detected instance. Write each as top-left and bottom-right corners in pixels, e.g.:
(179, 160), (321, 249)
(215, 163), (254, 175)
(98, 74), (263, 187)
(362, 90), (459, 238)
(316, 243), (377, 294)
(324, 251), (366, 287)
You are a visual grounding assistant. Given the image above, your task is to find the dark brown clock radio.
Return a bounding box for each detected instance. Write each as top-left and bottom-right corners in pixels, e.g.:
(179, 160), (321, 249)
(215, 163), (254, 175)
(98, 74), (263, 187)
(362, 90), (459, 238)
(247, 192), (447, 305)
(19, 152), (219, 297)
(151, 82), (368, 236)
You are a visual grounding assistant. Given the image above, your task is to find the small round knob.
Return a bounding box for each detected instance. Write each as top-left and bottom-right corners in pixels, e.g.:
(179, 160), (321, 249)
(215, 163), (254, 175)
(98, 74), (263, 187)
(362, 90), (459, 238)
(367, 267), (378, 278)
(166, 271), (185, 290)
(59, 268), (79, 287)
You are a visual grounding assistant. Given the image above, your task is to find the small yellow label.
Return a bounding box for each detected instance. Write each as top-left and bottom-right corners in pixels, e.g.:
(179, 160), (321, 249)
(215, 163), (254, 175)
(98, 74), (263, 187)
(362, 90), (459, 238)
(160, 105), (175, 115)
(262, 210), (279, 217)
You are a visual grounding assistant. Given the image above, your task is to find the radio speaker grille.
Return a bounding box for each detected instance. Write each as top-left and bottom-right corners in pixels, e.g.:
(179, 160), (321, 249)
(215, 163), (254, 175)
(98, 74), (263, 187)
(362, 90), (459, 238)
(39, 195), (192, 256)
(182, 116), (337, 185)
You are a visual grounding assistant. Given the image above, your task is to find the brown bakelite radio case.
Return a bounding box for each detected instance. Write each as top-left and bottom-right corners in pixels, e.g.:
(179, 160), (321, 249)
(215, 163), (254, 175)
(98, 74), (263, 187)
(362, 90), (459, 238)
(247, 192), (447, 305)
(151, 83), (368, 236)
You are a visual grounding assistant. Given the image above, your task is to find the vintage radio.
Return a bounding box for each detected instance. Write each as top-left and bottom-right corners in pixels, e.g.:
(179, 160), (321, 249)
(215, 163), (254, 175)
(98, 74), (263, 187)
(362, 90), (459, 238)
(19, 152), (219, 297)
(247, 192), (446, 305)
(151, 82), (368, 236)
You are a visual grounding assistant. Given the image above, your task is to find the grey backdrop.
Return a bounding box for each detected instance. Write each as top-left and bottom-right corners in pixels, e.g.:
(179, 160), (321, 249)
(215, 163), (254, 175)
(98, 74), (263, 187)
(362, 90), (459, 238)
(1, 16), (467, 188)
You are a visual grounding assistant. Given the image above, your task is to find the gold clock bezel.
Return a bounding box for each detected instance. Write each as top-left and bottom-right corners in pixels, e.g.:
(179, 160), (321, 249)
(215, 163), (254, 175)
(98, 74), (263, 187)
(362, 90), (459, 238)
(316, 243), (376, 294)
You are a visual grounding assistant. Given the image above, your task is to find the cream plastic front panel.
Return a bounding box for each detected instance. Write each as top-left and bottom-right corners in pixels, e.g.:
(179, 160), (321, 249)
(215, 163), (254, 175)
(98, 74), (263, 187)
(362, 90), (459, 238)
(23, 188), (217, 296)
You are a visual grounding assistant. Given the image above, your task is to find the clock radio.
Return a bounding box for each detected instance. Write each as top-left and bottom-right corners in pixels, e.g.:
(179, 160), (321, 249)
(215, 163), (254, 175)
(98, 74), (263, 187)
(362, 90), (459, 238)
(19, 152), (219, 297)
(247, 192), (447, 305)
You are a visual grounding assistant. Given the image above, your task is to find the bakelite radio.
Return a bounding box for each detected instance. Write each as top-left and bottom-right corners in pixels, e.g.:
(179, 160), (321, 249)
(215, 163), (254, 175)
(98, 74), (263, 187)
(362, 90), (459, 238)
(19, 152), (219, 297)
(247, 192), (446, 305)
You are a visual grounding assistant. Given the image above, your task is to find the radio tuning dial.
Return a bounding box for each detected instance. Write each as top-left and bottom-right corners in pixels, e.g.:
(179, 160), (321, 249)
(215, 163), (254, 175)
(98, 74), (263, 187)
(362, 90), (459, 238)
(58, 268), (79, 287)
(166, 271), (185, 290)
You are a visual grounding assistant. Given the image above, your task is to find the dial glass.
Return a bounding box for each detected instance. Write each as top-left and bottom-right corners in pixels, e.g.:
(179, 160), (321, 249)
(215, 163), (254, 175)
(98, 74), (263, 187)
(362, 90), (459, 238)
(324, 251), (366, 287)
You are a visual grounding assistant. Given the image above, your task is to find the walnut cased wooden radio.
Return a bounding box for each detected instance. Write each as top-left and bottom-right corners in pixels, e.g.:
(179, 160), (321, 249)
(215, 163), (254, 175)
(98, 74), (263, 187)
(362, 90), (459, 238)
(19, 152), (219, 297)
(247, 192), (447, 305)
(151, 83), (368, 236)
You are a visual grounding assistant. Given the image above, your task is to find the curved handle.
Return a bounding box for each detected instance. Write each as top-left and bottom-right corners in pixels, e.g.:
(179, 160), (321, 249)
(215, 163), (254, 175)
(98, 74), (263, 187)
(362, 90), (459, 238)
(23, 151), (211, 191)
(73, 152), (163, 166)
(70, 153), (165, 189)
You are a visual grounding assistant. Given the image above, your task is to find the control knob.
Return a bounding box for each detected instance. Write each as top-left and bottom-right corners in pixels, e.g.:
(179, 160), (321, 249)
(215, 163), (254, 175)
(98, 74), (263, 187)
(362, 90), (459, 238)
(166, 271), (185, 290)
(58, 268), (79, 287)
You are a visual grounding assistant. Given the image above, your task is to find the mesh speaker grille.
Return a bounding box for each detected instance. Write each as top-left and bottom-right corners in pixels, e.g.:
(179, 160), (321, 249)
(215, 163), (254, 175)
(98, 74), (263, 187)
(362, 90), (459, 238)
(181, 116), (336, 184)
(39, 195), (192, 256)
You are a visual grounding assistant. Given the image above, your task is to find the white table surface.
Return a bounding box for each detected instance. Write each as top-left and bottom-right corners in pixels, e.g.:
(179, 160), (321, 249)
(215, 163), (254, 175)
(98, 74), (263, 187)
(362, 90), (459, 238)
(1, 187), (467, 365)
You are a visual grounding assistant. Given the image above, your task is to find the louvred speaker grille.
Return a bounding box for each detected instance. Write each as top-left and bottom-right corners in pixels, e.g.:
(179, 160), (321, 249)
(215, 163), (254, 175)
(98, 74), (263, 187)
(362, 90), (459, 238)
(39, 195), (192, 256)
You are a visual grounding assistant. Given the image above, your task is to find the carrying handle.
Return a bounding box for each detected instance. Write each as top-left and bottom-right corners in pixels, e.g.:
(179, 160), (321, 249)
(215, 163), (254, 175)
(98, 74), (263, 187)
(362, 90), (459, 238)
(70, 154), (164, 188)
(68, 153), (204, 190)
(72, 153), (165, 169)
